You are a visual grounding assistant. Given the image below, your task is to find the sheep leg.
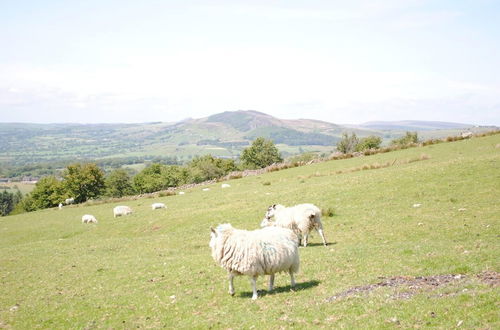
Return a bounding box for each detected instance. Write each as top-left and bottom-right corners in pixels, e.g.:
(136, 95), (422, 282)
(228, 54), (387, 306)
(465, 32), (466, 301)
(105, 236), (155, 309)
(302, 233), (308, 247)
(228, 273), (235, 296)
(268, 274), (275, 291)
(317, 227), (327, 246)
(289, 270), (296, 288)
(250, 276), (258, 300)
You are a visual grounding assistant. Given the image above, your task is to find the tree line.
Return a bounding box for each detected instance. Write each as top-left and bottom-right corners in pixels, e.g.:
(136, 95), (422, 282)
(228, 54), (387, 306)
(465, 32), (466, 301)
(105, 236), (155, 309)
(2, 138), (282, 216)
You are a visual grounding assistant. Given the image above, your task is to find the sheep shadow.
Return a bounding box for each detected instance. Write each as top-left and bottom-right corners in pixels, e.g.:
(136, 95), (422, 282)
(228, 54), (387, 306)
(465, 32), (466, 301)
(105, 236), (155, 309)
(238, 280), (320, 299)
(300, 241), (337, 247)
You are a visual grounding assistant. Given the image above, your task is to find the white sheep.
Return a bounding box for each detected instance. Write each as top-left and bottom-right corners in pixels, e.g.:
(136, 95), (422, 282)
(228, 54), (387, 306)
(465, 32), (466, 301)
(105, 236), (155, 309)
(58, 203), (63, 210)
(82, 214), (97, 224)
(151, 202), (166, 210)
(65, 198), (75, 205)
(261, 203), (327, 247)
(210, 223), (299, 300)
(221, 183), (231, 188)
(202, 188), (210, 191)
(113, 205), (133, 218)
(461, 131), (473, 138)
(179, 191), (185, 195)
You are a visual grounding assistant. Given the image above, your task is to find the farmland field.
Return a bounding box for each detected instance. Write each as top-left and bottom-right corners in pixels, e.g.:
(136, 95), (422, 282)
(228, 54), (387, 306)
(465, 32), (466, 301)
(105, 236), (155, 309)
(0, 135), (499, 328)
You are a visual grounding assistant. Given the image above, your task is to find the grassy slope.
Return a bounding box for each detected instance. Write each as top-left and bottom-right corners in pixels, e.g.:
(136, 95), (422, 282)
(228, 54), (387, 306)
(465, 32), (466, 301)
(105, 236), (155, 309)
(0, 135), (499, 329)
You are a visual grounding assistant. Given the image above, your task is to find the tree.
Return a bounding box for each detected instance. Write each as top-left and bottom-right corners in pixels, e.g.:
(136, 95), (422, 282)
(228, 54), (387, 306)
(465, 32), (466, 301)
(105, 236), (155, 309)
(355, 135), (382, 152)
(390, 132), (419, 146)
(133, 164), (187, 194)
(0, 191), (15, 216)
(105, 169), (134, 197)
(336, 133), (359, 154)
(240, 137), (283, 169)
(187, 155), (237, 183)
(29, 176), (65, 209)
(62, 163), (105, 203)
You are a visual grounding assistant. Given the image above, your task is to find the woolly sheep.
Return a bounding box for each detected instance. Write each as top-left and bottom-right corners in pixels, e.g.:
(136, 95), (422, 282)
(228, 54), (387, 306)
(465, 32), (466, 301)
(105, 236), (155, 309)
(179, 191), (185, 195)
(82, 214), (97, 224)
(113, 205), (132, 218)
(209, 223), (299, 300)
(202, 188), (210, 191)
(151, 202), (166, 210)
(461, 131), (473, 138)
(221, 183), (231, 188)
(65, 198), (75, 205)
(261, 203), (327, 247)
(58, 203), (63, 210)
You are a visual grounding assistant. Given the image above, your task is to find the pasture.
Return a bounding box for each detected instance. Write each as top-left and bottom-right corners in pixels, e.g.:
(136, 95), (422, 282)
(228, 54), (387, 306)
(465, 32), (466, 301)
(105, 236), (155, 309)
(0, 135), (499, 328)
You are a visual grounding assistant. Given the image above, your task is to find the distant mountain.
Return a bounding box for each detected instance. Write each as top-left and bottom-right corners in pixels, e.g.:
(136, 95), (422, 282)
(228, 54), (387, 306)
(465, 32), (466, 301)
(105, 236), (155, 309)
(359, 120), (474, 131)
(0, 111), (495, 169)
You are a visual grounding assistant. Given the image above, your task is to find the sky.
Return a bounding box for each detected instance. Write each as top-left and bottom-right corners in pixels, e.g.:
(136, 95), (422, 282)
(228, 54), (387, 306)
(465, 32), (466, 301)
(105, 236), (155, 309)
(0, 0), (499, 125)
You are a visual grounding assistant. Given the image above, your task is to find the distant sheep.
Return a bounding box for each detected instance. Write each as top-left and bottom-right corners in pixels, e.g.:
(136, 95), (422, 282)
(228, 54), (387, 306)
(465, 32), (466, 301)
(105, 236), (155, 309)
(82, 214), (97, 224)
(210, 223), (299, 300)
(202, 188), (210, 191)
(261, 203), (327, 247)
(179, 192), (185, 195)
(461, 131), (473, 138)
(113, 205), (132, 218)
(65, 198), (75, 205)
(221, 183), (231, 188)
(151, 202), (166, 210)
(58, 203), (63, 210)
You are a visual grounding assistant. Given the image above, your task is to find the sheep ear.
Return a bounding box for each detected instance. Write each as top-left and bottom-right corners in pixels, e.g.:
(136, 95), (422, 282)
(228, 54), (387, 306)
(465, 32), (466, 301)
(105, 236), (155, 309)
(210, 227), (216, 235)
(272, 204), (276, 208)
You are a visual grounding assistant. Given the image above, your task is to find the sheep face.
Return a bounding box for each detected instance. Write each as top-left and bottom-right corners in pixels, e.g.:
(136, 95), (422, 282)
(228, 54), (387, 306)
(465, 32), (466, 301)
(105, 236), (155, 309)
(264, 204), (278, 220)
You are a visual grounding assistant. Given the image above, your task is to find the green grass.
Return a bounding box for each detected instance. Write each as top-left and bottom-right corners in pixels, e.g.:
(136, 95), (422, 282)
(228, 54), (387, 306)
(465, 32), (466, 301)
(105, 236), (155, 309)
(0, 182), (35, 195)
(1, 135), (499, 328)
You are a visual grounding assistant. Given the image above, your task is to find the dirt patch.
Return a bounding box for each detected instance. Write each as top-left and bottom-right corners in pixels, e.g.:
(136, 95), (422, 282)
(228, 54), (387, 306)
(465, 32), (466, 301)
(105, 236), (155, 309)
(325, 271), (499, 302)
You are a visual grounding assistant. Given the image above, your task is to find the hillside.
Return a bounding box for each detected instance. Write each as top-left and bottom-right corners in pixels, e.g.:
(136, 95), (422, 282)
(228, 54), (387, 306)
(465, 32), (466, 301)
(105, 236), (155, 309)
(0, 111), (491, 170)
(359, 120), (474, 131)
(0, 134), (498, 328)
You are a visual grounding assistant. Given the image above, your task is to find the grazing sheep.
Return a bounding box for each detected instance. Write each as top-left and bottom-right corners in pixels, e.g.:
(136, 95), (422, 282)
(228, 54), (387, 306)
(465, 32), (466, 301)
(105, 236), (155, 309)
(179, 191), (185, 195)
(221, 183), (231, 188)
(58, 203), (63, 210)
(461, 131), (473, 138)
(209, 223), (299, 300)
(202, 188), (210, 191)
(65, 198), (75, 205)
(82, 214), (97, 224)
(113, 205), (132, 218)
(151, 202), (166, 210)
(261, 203), (327, 247)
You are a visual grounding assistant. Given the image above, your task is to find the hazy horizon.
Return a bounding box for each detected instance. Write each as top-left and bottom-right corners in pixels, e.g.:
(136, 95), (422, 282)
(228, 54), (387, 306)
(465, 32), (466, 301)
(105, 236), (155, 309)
(1, 1), (499, 125)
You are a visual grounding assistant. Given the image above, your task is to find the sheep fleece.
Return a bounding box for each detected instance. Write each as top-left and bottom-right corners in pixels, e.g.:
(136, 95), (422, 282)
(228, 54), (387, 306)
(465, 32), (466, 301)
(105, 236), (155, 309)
(211, 225), (299, 276)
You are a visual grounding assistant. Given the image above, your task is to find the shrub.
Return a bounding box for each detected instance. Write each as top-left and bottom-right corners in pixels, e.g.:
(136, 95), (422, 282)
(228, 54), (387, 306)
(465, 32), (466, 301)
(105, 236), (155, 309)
(336, 133), (359, 154)
(62, 163), (105, 203)
(241, 137), (283, 169)
(355, 136), (382, 152)
(390, 131), (419, 146)
(105, 169), (134, 197)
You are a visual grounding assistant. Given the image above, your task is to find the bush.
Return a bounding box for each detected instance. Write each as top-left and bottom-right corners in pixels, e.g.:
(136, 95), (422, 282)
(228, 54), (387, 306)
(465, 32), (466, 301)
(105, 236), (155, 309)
(336, 133), (359, 154)
(355, 136), (382, 152)
(62, 163), (105, 203)
(105, 169), (135, 197)
(390, 132), (419, 146)
(241, 137), (283, 169)
(187, 155), (236, 183)
(29, 176), (65, 209)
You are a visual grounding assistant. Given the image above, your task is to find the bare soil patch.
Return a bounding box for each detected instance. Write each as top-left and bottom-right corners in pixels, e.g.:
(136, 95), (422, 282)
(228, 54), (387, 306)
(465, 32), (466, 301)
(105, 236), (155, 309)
(326, 271), (499, 302)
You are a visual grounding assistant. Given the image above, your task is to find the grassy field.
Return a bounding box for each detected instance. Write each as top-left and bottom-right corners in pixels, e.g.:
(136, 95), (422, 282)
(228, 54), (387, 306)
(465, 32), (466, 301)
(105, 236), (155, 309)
(0, 182), (35, 195)
(0, 135), (499, 329)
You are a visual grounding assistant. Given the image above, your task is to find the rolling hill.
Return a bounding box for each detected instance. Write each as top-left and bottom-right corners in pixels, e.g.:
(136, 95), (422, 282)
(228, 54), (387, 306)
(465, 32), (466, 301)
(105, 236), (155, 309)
(0, 110), (492, 170)
(0, 134), (498, 328)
